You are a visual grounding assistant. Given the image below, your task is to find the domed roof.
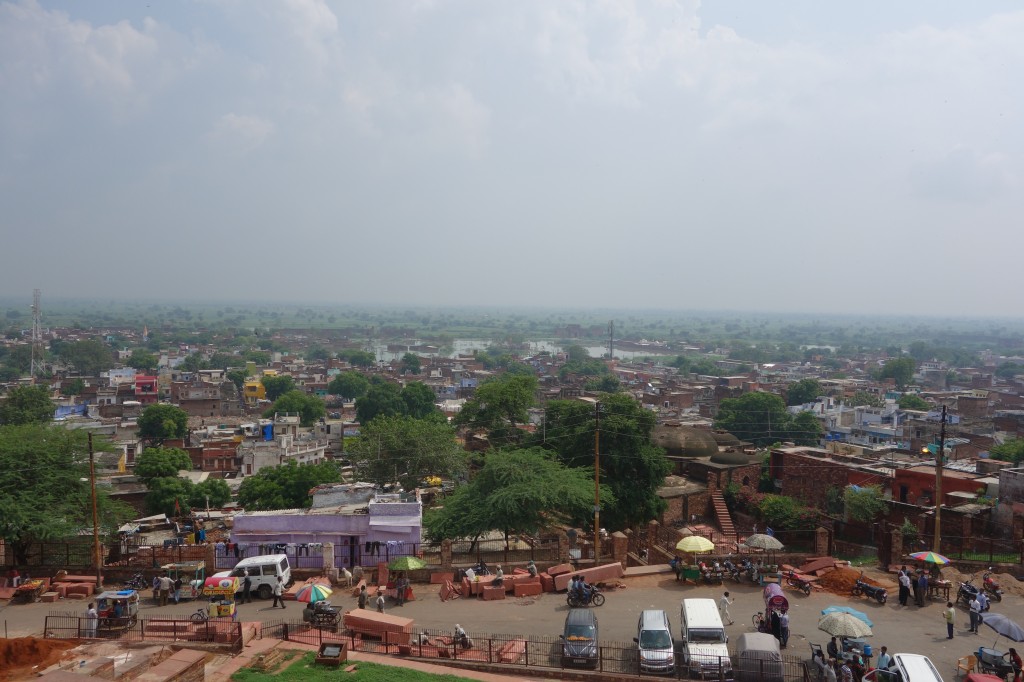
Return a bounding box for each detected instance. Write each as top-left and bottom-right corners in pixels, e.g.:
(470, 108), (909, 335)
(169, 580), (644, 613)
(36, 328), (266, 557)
(651, 422), (719, 458)
(711, 430), (742, 446)
(710, 448), (754, 465)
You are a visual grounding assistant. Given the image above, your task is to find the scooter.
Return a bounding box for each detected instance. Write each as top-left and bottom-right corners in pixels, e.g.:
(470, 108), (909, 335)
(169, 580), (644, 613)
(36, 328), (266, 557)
(851, 572), (887, 603)
(983, 569), (1004, 602)
(785, 570), (812, 596)
(722, 558), (742, 583)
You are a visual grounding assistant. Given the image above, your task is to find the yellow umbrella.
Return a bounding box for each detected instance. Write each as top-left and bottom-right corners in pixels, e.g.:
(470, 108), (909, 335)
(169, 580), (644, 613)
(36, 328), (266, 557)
(675, 535), (715, 553)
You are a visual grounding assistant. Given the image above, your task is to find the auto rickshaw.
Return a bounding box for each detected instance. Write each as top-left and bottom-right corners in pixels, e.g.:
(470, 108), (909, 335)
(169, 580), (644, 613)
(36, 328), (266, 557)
(202, 576), (239, 620)
(96, 590), (140, 631)
(161, 561), (206, 601)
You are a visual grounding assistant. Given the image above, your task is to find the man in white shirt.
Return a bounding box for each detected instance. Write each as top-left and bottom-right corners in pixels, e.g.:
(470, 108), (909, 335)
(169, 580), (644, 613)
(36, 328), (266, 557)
(898, 572), (912, 606)
(719, 591), (734, 625)
(969, 596), (982, 633)
(85, 602), (98, 638)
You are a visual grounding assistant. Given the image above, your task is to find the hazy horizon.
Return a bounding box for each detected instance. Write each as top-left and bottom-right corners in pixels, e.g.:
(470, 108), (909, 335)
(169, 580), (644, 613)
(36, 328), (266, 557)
(3, 2), (1022, 317)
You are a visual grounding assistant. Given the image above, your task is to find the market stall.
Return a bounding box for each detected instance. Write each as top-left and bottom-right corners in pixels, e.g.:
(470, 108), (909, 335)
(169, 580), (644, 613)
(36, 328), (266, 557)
(161, 561), (206, 601)
(96, 590), (139, 631)
(202, 576), (239, 620)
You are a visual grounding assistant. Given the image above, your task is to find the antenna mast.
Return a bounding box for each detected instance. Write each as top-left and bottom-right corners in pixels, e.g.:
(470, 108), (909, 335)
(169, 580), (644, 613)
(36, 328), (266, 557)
(30, 289), (43, 378)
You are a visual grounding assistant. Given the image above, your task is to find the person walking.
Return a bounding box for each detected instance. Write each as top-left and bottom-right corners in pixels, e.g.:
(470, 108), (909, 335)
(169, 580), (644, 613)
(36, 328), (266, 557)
(241, 569), (252, 604)
(152, 575), (161, 603)
(173, 576), (182, 605)
(375, 591), (385, 614)
(898, 572), (911, 607)
(779, 610), (791, 649)
(943, 601), (956, 639)
(271, 576), (286, 609)
(916, 572), (928, 607)
(395, 573), (408, 607)
(969, 595), (982, 633)
(357, 584), (368, 610)
(719, 591), (734, 625)
(158, 573), (172, 607)
(85, 602), (98, 639)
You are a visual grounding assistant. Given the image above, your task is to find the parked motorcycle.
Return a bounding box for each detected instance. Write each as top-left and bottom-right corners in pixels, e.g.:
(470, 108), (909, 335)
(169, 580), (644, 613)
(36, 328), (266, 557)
(699, 561), (724, 585)
(785, 570), (812, 596)
(566, 585), (605, 608)
(722, 558), (742, 583)
(851, 572), (887, 604)
(958, 577), (980, 608)
(739, 558), (760, 583)
(123, 573), (147, 591)
(983, 569), (1004, 602)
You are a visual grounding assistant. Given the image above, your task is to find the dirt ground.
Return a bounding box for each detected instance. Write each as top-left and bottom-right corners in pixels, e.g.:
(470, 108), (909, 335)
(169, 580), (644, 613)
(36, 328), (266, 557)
(0, 638), (78, 681)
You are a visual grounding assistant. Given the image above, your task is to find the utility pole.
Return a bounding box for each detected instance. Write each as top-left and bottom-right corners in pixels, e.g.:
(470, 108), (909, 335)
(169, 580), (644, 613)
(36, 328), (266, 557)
(88, 433), (102, 591)
(593, 402), (601, 563)
(608, 321), (614, 360)
(30, 289), (42, 378)
(932, 405), (947, 552)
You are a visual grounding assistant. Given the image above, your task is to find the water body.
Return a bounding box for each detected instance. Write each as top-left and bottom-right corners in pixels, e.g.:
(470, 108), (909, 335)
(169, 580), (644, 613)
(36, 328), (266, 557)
(370, 339), (672, 362)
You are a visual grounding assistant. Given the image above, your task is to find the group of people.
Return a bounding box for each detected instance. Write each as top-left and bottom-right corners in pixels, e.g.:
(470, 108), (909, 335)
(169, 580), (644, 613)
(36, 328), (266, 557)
(151, 573), (183, 606)
(814, 639), (876, 682)
(569, 574), (594, 603)
(357, 583), (387, 613)
(896, 565), (932, 607)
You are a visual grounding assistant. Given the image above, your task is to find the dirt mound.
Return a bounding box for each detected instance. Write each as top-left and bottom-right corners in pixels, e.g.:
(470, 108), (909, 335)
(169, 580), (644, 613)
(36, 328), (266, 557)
(817, 567), (882, 595)
(0, 638), (77, 681)
(940, 567), (1024, 598)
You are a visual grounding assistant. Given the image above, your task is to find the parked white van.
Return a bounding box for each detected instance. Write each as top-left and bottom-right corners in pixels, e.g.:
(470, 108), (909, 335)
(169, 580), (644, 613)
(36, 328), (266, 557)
(214, 554), (292, 599)
(680, 598), (731, 679)
(635, 609), (675, 674)
(863, 653), (944, 682)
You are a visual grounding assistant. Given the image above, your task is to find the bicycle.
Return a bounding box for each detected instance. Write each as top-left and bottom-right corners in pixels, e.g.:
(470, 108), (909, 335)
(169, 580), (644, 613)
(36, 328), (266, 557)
(190, 608), (209, 623)
(752, 612), (766, 632)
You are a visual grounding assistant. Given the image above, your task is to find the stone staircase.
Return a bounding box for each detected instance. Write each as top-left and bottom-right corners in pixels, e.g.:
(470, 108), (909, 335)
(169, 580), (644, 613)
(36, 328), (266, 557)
(710, 491), (737, 543)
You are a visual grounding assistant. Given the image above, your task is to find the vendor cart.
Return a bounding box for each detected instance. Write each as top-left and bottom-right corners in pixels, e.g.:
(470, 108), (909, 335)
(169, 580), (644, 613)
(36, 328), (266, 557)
(303, 600), (341, 631)
(12, 579), (45, 604)
(202, 576), (239, 620)
(96, 590), (139, 632)
(161, 561), (206, 601)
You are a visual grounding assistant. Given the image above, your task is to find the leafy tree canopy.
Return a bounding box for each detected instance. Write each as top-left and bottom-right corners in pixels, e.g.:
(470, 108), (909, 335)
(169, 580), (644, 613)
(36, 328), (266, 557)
(897, 394), (930, 411)
(786, 378), (821, 406)
(58, 339), (114, 376)
(401, 381), (439, 419)
(874, 357), (916, 389)
(0, 424), (134, 562)
(531, 394), (670, 529)
(454, 374), (537, 445)
(0, 385), (55, 425)
(338, 349), (376, 367)
(991, 438), (1024, 465)
(996, 362), (1024, 379)
(61, 378), (86, 397)
(236, 460), (343, 510)
(714, 391), (822, 447)
(347, 415), (466, 491)
(261, 374), (296, 402)
(135, 447), (193, 484)
(583, 375), (621, 393)
(137, 404), (189, 444)
(145, 477), (194, 516)
(262, 390), (326, 427)
(226, 369), (248, 392)
(355, 379), (439, 424)
(423, 447), (613, 543)
(844, 391), (884, 408)
(127, 349), (159, 373)
(400, 353), (421, 375)
(843, 484), (887, 523)
(328, 371), (370, 400)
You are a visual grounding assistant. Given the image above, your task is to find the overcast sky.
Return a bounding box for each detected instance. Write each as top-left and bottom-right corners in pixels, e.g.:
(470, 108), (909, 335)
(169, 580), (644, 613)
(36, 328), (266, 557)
(2, 1), (1022, 317)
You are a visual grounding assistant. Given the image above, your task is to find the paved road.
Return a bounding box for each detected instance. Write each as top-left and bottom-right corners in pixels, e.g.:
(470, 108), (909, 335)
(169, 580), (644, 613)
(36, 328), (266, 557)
(3, 570), (1018, 678)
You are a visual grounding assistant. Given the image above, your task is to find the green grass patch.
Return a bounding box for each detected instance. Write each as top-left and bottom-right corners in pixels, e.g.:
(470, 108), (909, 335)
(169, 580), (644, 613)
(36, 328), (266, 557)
(231, 652), (476, 682)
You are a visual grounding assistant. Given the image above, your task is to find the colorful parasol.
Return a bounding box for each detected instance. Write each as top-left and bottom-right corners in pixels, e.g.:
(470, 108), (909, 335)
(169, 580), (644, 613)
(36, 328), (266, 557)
(818, 612), (873, 639)
(676, 535), (715, 553)
(908, 551), (951, 565)
(295, 583), (333, 603)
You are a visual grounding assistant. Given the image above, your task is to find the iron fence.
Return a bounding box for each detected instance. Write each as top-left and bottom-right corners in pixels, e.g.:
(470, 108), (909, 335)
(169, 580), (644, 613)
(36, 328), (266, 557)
(448, 537), (559, 567)
(257, 621), (811, 681)
(212, 542), (431, 572)
(43, 614), (243, 653)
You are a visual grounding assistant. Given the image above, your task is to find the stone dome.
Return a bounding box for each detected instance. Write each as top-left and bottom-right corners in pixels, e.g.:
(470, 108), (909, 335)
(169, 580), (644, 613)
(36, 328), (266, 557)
(711, 430), (742, 446)
(651, 422), (719, 458)
(710, 448), (754, 466)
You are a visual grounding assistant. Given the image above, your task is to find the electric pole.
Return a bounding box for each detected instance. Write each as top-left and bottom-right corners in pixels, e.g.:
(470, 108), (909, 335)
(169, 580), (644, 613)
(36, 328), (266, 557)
(932, 405), (947, 552)
(593, 401), (601, 563)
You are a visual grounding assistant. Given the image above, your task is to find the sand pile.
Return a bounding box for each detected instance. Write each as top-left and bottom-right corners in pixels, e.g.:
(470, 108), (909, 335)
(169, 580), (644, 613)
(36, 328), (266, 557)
(939, 567), (1024, 598)
(817, 567), (882, 595)
(0, 638), (77, 681)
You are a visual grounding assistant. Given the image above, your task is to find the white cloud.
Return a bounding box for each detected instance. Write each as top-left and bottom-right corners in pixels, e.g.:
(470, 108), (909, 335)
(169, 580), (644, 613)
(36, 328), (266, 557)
(210, 113), (274, 151)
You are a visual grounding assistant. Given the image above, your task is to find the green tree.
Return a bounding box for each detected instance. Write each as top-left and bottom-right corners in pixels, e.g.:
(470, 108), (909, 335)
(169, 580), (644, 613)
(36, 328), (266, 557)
(583, 374), (621, 393)
(339, 349), (376, 367)
(454, 374), (537, 445)
(262, 390), (326, 427)
(843, 484), (887, 523)
(532, 394), (671, 529)
(788, 411), (824, 446)
(714, 392), (791, 447)
(127, 349), (159, 373)
(189, 479), (232, 509)
(261, 375), (296, 402)
(61, 378), (86, 397)
(897, 394), (930, 411)
(328, 371), (370, 400)
(401, 382), (439, 419)
(356, 380), (406, 424)
(243, 350), (271, 365)
(134, 447), (193, 483)
(347, 415), (466, 491)
(179, 354), (208, 372)
(145, 476), (194, 516)
(990, 438), (1024, 465)
(565, 345), (591, 362)
(875, 357), (916, 389)
(995, 363), (1024, 379)
(0, 385), (54, 425)
(58, 339), (114, 376)
(0, 424), (133, 563)
(3, 345), (33, 375)
(226, 369), (248, 392)
(306, 347), (331, 363)
(236, 460), (343, 510)
(786, 379), (821, 406)
(423, 447), (613, 544)
(137, 404), (189, 445)
(400, 353), (421, 375)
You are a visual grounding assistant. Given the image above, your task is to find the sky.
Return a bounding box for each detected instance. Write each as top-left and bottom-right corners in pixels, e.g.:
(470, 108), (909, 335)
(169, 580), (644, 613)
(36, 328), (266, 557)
(2, 1), (1022, 317)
